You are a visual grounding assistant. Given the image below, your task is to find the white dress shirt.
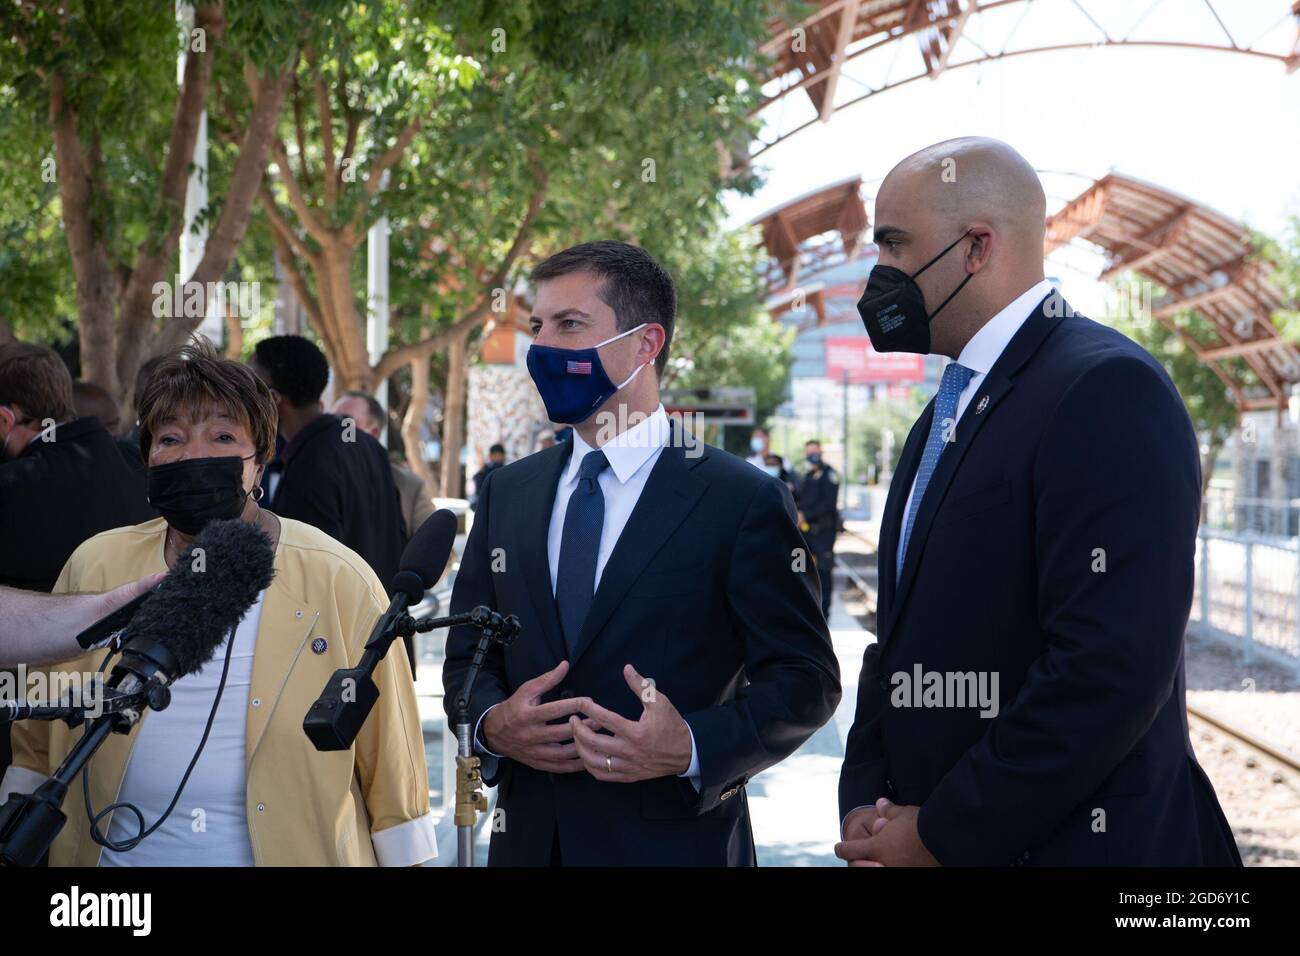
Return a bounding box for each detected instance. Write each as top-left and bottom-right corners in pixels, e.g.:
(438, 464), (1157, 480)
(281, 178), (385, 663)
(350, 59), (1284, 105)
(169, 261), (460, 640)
(100, 592), (265, 866)
(895, 279), (1055, 571)
(474, 404), (701, 785)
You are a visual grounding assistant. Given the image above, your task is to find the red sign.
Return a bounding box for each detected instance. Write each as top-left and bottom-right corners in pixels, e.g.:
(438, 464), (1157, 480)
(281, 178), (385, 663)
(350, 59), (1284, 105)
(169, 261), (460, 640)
(884, 384), (914, 402)
(824, 337), (924, 383)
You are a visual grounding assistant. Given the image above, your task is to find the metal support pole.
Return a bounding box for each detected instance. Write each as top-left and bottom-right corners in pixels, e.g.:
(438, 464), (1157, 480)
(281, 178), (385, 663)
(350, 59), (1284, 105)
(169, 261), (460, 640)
(1243, 538), (1254, 666)
(1200, 533), (1211, 628)
(367, 170), (391, 445)
(841, 369), (850, 510)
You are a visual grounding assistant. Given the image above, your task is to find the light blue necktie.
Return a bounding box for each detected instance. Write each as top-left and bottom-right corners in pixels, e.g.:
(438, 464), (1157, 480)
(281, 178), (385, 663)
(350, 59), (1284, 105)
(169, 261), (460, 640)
(897, 362), (975, 580)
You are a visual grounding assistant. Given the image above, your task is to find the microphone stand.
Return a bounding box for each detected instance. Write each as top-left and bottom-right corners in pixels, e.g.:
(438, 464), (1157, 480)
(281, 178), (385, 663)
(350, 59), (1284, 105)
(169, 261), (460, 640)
(302, 602), (519, 864)
(430, 608), (520, 867)
(0, 685), (168, 867)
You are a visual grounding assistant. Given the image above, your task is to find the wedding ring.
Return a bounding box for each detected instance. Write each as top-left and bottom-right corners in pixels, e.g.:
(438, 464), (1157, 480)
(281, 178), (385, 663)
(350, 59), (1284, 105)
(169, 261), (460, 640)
(606, 754), (613, 773)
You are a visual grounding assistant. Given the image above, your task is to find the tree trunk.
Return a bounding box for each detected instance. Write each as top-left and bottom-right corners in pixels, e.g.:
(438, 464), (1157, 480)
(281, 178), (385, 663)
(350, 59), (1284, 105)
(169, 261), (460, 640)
(273, 235), (374, 392)
(223, 297), (243, 359)
(440, 325), (470, 499)
(51, 76), (120, 394)
(402, 355), (438, 500)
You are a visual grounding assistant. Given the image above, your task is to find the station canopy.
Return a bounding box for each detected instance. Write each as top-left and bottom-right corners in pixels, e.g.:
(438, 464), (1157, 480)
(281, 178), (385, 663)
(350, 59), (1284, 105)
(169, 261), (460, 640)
(1047, 173), (1297, 412)
(754, 1), (1300, 158)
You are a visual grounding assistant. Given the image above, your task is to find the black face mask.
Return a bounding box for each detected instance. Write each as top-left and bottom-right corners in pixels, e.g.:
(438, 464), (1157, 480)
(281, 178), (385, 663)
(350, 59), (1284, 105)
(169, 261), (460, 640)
(856, 231), (973, 354)
(147, 455), (255, 536)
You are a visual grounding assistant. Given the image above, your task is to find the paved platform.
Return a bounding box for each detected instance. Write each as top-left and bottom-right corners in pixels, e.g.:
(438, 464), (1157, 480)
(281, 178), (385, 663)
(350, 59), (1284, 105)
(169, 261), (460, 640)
(748, 566), (875, 866)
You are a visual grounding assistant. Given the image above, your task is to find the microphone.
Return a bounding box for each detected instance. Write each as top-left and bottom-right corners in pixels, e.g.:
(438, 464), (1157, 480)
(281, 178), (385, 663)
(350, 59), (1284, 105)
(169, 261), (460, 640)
(0, 519), (276, 865)
(103, 518), (276, 717)
(304, 509), (458, 751)
(393, 508), (460, 605)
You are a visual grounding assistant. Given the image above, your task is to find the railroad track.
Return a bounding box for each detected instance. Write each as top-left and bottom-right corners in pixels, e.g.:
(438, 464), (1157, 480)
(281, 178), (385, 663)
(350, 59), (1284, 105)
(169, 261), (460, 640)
(1186, 704), (1300, 775)
(836, 524), (1300, 777)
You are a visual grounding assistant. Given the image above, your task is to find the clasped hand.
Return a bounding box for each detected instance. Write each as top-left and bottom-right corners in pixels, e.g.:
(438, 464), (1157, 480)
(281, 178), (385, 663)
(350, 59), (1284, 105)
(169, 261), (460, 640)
(482, 661), (693, 782)
(833, 798), (940, 867)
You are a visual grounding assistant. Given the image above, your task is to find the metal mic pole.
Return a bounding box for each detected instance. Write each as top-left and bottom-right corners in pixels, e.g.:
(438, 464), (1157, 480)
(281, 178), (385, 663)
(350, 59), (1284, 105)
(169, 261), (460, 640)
(449, 609), (519, 867)
(454, 707), (480, 867)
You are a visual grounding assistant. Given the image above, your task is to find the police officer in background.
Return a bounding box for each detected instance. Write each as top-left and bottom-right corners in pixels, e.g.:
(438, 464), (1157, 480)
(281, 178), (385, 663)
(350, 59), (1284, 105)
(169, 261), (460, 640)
(798, 439), (839, 619)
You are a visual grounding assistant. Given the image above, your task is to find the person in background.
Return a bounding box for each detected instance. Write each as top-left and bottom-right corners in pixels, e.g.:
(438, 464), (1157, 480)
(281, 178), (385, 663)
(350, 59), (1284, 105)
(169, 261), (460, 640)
(3, 339), (435, 866)
(746, 426), (779, 471)
(536, 430), (558, 452)
(248, 336), (407, 593)
(0, 342), (156, 789)
(331, 389), (435, 678)
(72, 380), (122, 434)
(469, 443), (506, 511)
(797, 439), (839, 619)
(764, 451), (798, 503)
(331, 390), (435, 539)
(74, 379), (150, 479)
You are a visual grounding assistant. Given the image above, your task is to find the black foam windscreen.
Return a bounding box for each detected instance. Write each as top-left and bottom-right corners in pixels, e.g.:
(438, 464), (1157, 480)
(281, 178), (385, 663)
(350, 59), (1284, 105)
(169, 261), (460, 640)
(125, 519), (277, 677)
(398, 509), (458, 592)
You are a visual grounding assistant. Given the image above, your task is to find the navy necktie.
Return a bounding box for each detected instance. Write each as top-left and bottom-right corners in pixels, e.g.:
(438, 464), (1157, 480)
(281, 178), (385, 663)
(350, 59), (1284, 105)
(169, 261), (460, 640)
(556, 449), (610, 657)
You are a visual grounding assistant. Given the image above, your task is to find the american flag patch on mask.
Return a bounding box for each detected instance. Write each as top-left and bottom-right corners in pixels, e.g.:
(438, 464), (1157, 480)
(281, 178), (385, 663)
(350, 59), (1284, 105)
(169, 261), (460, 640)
(567, 360), (593, 375)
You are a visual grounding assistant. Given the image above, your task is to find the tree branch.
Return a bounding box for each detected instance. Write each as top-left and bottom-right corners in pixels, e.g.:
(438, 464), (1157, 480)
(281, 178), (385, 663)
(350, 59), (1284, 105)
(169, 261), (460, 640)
(315, 72), (336, 204)
(371, 175), (547, 381)
(292, 73), (312, 189)
(258, 185), (317, 266)
(365, 117), (422, 195)
(186, 64), (294, 290)
(269, 136), (329, 241)
(118, 2), (225, 344)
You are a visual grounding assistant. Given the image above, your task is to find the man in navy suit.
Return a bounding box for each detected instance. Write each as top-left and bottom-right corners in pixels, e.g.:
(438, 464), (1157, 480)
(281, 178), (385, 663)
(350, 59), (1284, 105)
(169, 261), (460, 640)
(444, 241), (840, 866)
(836, 138), (1239, 867)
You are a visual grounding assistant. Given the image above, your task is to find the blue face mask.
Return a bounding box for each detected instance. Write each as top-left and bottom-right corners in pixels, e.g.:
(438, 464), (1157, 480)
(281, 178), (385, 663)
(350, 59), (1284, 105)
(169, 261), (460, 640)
(526, 323), (649, 425)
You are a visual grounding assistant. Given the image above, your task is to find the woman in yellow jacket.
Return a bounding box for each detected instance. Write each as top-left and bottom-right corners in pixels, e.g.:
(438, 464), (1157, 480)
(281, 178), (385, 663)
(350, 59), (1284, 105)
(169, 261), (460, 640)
(0, 340), (436, 867)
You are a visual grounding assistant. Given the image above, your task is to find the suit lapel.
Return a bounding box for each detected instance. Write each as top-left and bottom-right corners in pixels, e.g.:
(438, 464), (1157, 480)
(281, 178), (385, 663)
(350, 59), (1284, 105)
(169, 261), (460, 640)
(515, 443), (573, 666)
(886, 373), (1015, 637)
(876, 403), (932, 639)
(884, 297), (1068, 638)
(570, 426), (709, 665)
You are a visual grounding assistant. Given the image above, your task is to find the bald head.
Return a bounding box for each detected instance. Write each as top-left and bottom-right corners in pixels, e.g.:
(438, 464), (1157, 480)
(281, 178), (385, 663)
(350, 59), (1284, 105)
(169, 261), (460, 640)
(884, 137), (1045, 250)
(871, 137), (1047, 356)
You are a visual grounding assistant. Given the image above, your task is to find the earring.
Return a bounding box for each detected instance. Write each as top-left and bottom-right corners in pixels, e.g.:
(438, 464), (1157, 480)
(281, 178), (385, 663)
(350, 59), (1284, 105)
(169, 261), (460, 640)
(252, 485), (265, 502)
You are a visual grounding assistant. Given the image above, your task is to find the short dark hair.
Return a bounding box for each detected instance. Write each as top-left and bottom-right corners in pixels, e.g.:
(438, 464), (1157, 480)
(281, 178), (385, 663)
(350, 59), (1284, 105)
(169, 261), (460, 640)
(140, 338), (278, 466)
(489, 443), (505, 456)
(0, 341), (75, 423)
(253, 335), (330, 408)
(530, 240), (677, 376)
(340, 390), (386, 432)
(805, 438), (822, 448)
